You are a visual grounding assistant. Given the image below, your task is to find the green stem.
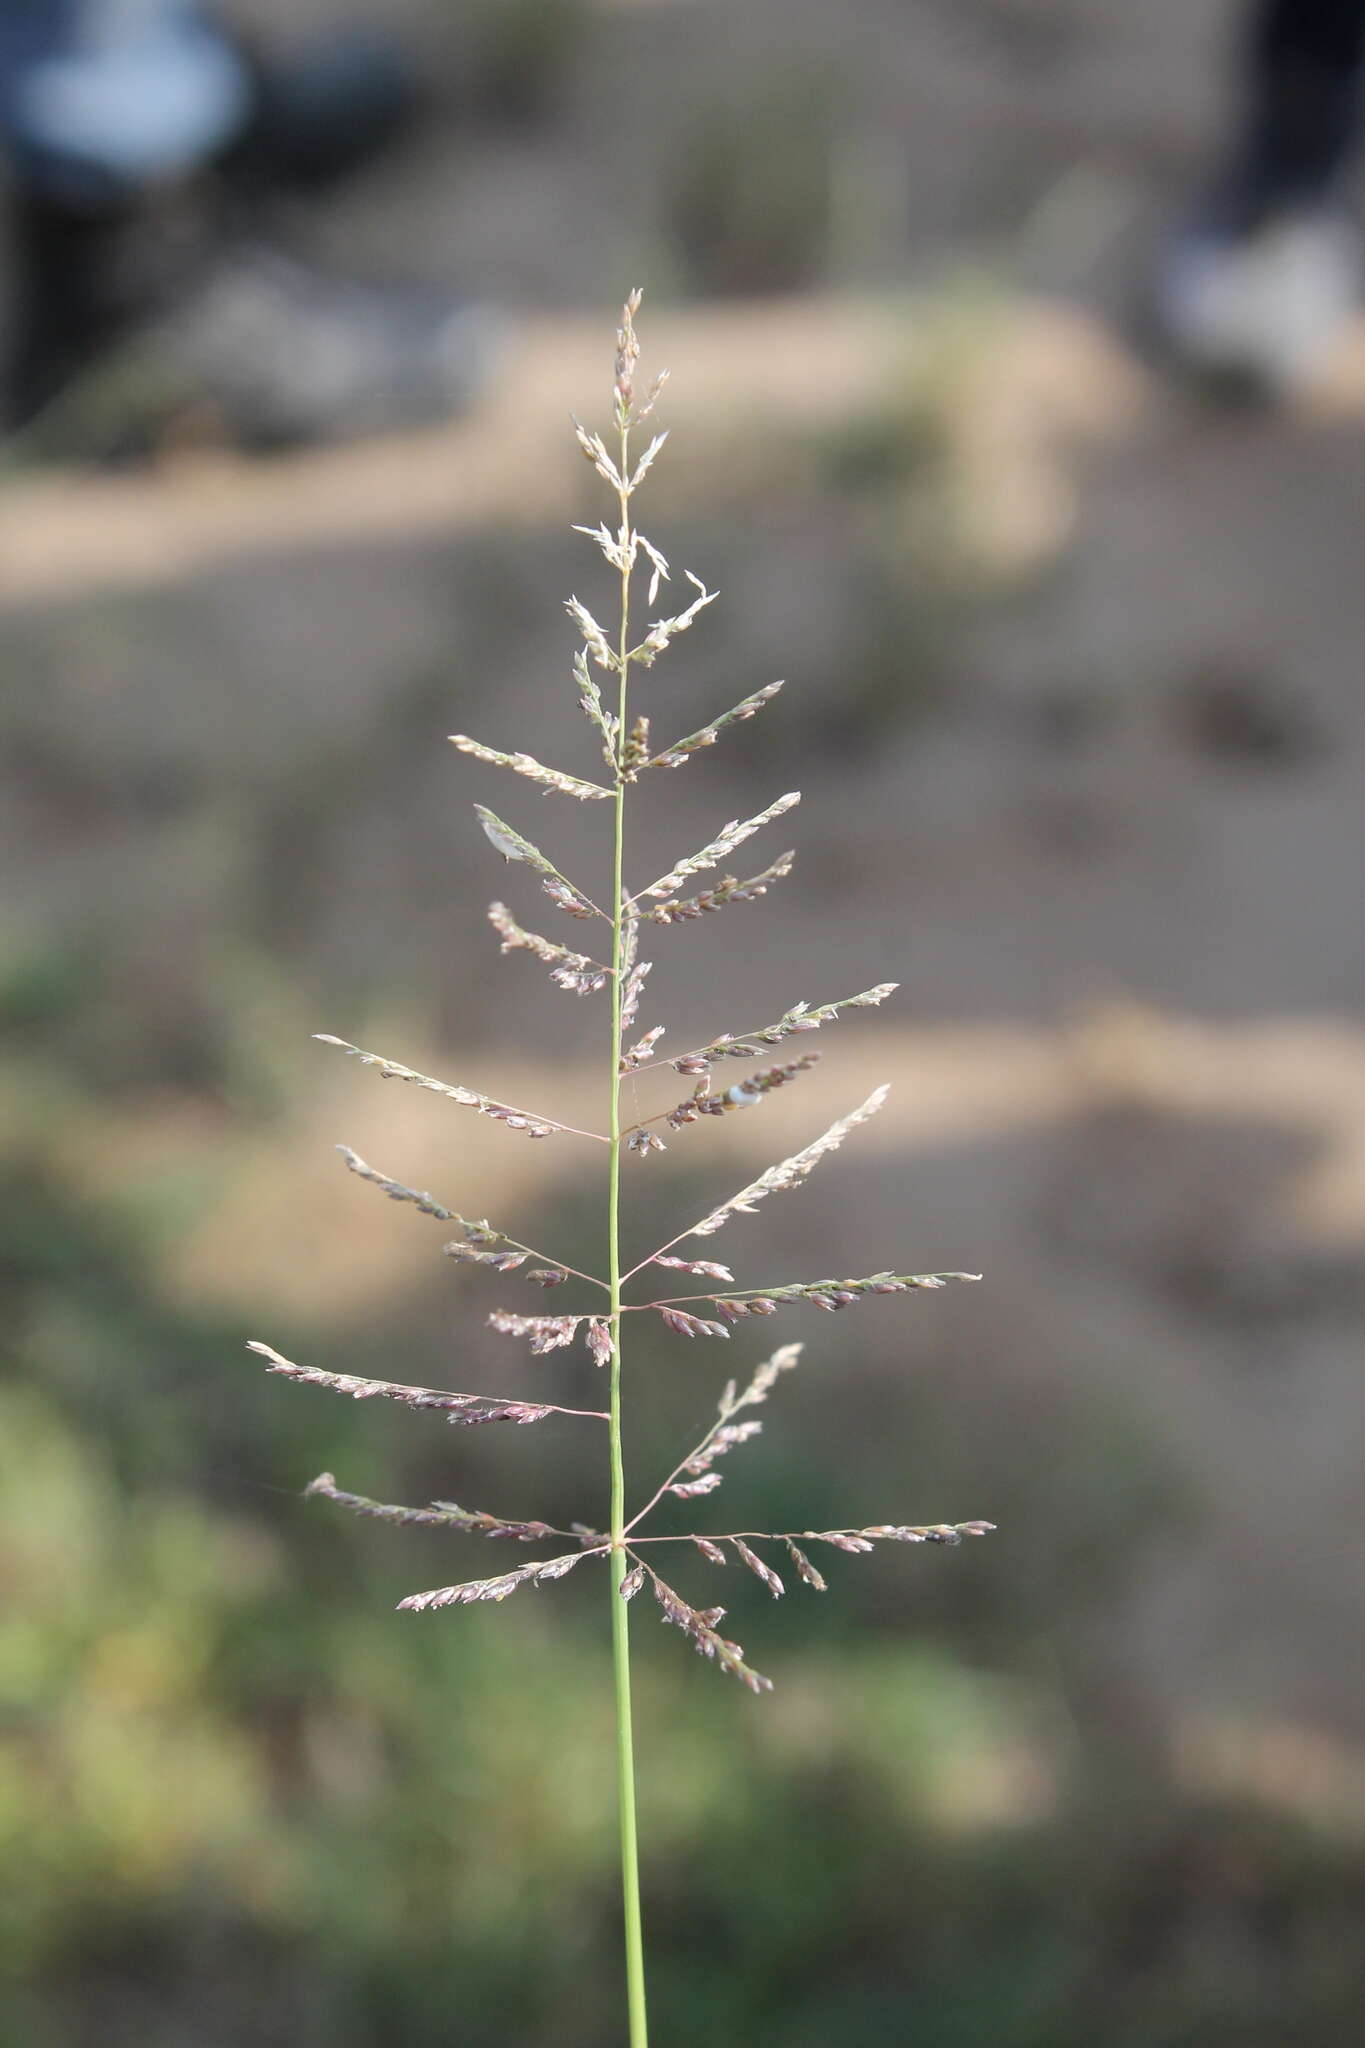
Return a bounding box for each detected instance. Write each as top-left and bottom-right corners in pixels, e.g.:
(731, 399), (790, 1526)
(608, 416), (649, 2047)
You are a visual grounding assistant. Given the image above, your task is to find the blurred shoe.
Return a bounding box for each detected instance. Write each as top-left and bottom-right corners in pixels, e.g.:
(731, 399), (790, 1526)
(5, 212), (496, 455)
(150, 235), (496, 450)
(1154, 197), (1359, 393)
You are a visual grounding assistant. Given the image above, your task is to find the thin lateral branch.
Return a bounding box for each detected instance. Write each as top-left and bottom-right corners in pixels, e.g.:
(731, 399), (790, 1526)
(686, 1085), (890, 1239)
(630, 792), (800, 906)
(622, 1343), (804, 1539)
(336, 1146), (607, 1292)
(399, 1546), (607, 1612)
(621, 1053), (820, 1141)
(633, 1269), (983, 1322)
(474, 804), (608, 921)
(642, 852), (795, 926)
(314, 1034), (607, 1144)
(304, 1473), (586, 1544)
(487, 901), (611, 996)
(637, 1561), (773, 1694)
(450, 735), (611, 802)
(625, 571), (717, 667)
(644, 680), (785, 770)
(246, 1341), (608, 1424)
(626, 983), (900, 1081)
(574, 649), (619, 770)
(628, 1522), (997, 1549)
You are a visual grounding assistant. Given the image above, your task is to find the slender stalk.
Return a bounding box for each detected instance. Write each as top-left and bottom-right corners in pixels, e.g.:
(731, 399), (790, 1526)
(607, 411), (649, 2047)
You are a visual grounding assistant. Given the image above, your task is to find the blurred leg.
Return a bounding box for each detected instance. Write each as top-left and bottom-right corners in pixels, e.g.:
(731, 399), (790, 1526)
(1240, 0), (1365, 209)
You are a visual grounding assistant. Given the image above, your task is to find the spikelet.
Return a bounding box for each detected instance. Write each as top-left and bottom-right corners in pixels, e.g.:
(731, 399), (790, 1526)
(247, 1342), (554, 1426)
(450, 735), (610, 801)
(488, 1311), (584, 1356)
(652, 1255), (735, 1282)
(732, 1539), (785, 1599)
(688, 1087), (890, 1238)
(783, 1540), (828, 1591)
(657, 1308), (730, 1340)
(635, 792), (800, 904)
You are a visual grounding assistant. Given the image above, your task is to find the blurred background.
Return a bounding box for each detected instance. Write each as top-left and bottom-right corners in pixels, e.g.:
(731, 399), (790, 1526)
(5, 2), (1365, 2043)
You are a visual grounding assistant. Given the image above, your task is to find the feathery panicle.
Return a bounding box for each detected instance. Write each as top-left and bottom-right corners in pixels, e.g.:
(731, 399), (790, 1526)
(644, 852), (795, 926)
(646, 1568), (773, 1693)
(487, 901), (611, 995)
(646, 679), (785, 770)
(450, 735), (611, 801)
(670, 984), (899, 1072)
(400, 1548), (599, 1612)
(474, 805), (603, 919)
(304, 1473), (559, 1543)
(247, 1342), (563, 1426)
(634, 792), (800, 904)
(314, 1036), (571, 1140)
(687, 1086), (890, 1238)
(274, 297), (992, 2040)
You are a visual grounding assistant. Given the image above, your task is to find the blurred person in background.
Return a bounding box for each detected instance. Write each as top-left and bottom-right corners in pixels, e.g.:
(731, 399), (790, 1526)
(1159, 0), (1365, 388)
(0, 0), (492, 449)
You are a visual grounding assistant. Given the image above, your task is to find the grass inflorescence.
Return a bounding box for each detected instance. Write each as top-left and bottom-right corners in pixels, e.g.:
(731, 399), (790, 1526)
(249, 292), (993, 2047)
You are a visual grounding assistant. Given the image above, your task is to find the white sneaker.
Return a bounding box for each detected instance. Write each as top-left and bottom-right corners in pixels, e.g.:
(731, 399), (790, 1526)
(1156, 209), (1359, 391)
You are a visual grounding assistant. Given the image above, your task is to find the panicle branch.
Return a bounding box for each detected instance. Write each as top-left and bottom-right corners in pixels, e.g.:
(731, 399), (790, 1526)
(644, 680), (785, 771)
(650, 1268), (983, 1325)
(475, 804), (605, 920)
(667, 984), (899, 1075)
(640, 1564), (773, 1694)
(487, 901), (611, 995)
(314, 1034), (603, 1143)
(643, 852), (795, 926)
(304, 1472), (572, 1544)
(451, 735), (611, 802)
(686, 1086), (890, 1238)
(400, 1548), (603, 1612)
(632, 792), (800, 905)
(247, 1341), (607, 1425)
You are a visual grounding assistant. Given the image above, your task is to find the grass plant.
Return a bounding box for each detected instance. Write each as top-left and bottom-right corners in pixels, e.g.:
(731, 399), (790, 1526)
(249, 293), (992, 2046)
